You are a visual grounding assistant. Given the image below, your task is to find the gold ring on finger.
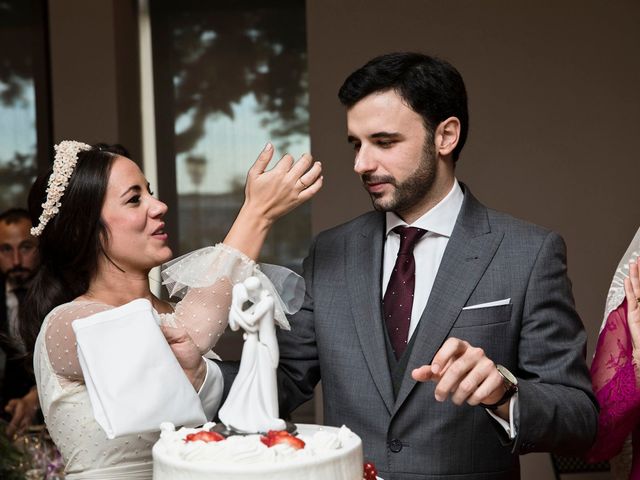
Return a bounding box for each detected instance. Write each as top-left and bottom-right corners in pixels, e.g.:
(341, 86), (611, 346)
(298, 178), (307, 189)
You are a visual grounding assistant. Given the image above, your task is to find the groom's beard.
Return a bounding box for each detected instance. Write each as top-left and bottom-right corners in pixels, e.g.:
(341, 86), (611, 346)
(361, 140), (437, 214)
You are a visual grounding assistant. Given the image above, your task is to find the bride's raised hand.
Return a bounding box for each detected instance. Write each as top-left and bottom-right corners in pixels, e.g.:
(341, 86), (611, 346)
(625, 258), (640, 355)
(224, 142), (323, 259)
(243, 142), (322, 224)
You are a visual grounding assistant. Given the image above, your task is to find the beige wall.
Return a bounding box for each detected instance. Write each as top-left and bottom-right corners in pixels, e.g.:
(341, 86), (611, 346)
(306, 1), (640, 478)
(48, 0), (141, 160)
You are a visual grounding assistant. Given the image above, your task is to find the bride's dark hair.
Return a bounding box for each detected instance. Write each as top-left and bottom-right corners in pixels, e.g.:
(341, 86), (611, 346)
(20, 143), (130, 356)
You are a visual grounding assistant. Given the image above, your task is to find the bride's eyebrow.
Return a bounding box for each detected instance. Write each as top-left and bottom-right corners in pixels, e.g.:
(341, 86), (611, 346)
(120, 185), (142, 198)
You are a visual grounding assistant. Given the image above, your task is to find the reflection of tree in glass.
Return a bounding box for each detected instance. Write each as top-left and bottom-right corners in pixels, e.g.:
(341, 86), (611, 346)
(0, 0), (36, 106)
(0, 1), (39, 211)
(185, 155), (207, 190)
(166, 1), (308, 154)
(0, 153), (37, 211)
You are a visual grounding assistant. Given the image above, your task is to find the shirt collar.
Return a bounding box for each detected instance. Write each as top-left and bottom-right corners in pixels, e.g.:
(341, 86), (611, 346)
(385, 179), (464, 238)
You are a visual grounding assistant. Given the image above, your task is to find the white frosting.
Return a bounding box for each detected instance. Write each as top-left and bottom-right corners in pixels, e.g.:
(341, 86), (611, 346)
(152, 423), (363, 480)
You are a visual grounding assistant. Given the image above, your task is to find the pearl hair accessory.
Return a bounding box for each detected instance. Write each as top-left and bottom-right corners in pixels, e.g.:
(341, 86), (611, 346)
(30, 140), (92, 237)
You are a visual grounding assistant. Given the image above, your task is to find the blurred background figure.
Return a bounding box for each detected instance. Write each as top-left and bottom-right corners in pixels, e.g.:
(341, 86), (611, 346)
(0, 207), (40, 436)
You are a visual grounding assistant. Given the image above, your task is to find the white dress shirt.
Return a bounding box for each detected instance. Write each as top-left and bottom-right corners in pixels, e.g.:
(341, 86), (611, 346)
(383, 179), (464, 340)
(382, 179), (517, 438)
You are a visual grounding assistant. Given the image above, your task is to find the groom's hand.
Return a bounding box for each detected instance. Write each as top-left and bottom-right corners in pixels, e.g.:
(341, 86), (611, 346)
(411, 337), (508, 417)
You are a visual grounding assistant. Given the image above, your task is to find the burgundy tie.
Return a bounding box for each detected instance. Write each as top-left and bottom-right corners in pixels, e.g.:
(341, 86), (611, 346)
(383, 226), (426, 359)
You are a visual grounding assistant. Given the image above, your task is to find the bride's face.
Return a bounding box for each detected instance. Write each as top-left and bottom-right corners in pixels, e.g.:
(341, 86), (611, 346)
(100, 156), (172, 273)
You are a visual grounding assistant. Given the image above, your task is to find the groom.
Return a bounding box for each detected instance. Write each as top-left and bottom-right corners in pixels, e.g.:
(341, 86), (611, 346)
(218, 52), (597, 479)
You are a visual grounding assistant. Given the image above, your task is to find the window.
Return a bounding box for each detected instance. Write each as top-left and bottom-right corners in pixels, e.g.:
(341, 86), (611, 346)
(150, 0), (310, 270)
(149, 0), (313, 422)
(0, 0), (51, 212)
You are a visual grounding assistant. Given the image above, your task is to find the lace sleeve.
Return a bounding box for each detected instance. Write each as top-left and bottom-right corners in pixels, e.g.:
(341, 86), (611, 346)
(160, 276), (238, 355)
(160, 244), (257, 354)
(43, 302), (114, 381)
(587, 299), (640, 462)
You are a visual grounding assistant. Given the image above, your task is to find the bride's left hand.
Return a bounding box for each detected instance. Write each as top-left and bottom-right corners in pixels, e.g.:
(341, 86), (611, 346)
(243, 142), (323, 224)
(223, 142), (323, 259)
(161, 325), (207, 391)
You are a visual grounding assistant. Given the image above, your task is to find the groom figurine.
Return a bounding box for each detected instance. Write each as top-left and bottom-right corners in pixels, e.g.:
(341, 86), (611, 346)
(218, 52), (597, 479)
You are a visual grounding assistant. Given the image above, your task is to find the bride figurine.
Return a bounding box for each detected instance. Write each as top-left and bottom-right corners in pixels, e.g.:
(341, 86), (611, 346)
(218, 276), (287, 433)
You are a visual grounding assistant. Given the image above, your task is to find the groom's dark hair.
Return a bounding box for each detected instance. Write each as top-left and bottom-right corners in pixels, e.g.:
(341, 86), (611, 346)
(338, 52), (469, 162)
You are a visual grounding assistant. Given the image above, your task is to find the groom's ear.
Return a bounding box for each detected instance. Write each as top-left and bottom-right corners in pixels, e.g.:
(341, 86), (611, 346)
(434, 116), (461, 159)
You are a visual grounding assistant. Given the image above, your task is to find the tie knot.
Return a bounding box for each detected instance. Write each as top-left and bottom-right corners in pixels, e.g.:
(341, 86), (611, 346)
(393, 226), (426, 255)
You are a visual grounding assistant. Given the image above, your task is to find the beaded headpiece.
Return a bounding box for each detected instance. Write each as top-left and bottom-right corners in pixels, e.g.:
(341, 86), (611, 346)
(30, 140), (92, 237)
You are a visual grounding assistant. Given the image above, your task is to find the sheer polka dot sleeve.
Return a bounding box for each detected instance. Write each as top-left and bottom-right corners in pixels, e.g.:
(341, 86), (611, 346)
(160, 243), (305, 355)
(43, 302), (114, 380)
(160, 244), (257, 354)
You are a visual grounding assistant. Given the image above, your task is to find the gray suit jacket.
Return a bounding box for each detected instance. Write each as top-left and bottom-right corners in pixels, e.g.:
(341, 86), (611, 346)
(220, 187), (598, 480)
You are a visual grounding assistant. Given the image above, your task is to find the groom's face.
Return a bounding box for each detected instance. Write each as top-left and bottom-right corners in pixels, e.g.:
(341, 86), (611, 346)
(346, 89), (437, 221)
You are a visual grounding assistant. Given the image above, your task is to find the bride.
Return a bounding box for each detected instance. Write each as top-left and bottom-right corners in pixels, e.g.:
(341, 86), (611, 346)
(19, 141), (322, 479)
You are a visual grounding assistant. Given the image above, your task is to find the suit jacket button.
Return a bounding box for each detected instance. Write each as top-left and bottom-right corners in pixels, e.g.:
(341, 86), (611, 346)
(389, 438), (403, 453)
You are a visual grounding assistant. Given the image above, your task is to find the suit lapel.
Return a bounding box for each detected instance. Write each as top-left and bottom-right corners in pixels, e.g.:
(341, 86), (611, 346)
(346, 213), (395, 414)
(393, 190), (505, 413)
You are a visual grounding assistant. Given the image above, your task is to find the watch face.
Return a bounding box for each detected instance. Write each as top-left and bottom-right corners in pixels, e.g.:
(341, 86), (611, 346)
(496, 364), (518, 386)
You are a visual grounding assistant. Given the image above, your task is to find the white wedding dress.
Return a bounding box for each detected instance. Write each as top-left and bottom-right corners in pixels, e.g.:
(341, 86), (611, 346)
(33, 244), (280, 479)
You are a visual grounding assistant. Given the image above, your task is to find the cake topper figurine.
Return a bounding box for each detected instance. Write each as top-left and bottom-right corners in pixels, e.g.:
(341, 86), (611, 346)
(218, 276), (287, 433)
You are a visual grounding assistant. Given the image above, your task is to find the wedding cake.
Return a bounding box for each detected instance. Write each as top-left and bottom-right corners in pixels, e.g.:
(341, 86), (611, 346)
(152, 276), (366, 479)
(152, 422), (363, 480)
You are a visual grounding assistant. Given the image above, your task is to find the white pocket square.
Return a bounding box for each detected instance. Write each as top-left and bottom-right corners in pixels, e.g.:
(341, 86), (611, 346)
(462, 298), (511, 310)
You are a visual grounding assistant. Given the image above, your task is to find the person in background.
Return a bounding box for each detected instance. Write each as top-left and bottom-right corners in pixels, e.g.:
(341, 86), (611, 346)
(0, 208), (40, 437)
(588, 228), (640, 479)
